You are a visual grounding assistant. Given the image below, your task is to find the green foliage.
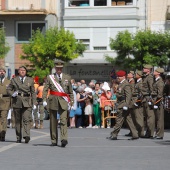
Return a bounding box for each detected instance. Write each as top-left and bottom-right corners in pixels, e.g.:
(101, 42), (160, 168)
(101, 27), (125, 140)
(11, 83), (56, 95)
(21, 27), (86, 77)
(107, 29), (170, 70)
(0, 28), (10, 59)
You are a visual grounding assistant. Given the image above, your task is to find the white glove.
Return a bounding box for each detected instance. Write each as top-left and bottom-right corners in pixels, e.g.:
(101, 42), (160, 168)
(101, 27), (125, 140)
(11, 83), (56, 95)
(154, 105), (158, 109)
(43, 101), (47, 107)
(33, 105), (36, 110)
(123, 106), (128, 110)
(134, 103), (138, 107)
(12, 91), (18, 97)
(168, 96), (170, 98)
(148, 102), (152, 105)
(71, 106), (74, 110)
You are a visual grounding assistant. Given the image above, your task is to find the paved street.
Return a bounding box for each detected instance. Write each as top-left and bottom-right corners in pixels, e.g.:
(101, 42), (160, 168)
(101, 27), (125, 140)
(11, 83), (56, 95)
(0, 120), (170, 170)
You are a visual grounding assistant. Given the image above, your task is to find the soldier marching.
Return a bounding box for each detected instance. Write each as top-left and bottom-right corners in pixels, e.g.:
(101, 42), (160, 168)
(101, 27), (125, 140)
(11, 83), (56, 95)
(0, 62), (169, 145)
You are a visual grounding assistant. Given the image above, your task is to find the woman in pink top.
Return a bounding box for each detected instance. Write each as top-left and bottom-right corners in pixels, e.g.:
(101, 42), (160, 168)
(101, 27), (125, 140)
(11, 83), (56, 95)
(100, 82), (112, 128)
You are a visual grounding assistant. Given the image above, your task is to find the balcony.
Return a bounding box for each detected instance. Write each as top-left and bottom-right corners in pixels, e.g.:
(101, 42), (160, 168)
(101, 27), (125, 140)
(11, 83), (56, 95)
(0, 0), (57, 15)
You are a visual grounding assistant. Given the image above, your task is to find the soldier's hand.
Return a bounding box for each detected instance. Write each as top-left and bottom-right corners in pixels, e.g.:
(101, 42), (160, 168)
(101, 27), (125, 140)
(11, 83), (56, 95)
(43, 101), (47, 107)
(154, 105), (158, 109)
(148, 102), (152, 105)
(123, 106), (128, 110)
(33, 105), (36, 110)
(12, 91), (18, 97)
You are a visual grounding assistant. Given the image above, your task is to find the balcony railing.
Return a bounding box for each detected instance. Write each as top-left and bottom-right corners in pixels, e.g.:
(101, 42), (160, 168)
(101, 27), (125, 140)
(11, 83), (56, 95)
(0, 0), (57, 14)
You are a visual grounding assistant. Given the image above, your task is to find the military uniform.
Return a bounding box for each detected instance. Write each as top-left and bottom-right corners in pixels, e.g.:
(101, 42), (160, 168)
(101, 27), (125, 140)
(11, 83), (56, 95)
(0, 66), (11, 141)
(152, 68), (165, 139)
(7, 66), (36, 143)
(133, 71), (144, 137)
(109, 70), (138, 140)
(43, 60), (74, 147)
(141, 65), (154, 138)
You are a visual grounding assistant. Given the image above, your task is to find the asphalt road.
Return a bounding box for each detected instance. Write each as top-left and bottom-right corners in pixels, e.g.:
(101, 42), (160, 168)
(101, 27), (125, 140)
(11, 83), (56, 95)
(0, 120), (170, 170)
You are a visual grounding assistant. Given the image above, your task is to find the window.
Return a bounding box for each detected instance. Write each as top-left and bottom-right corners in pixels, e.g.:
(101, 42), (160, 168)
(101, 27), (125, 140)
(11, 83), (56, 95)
(94, 0), (107, 6)
(69, 0), (89, 6)
(112, 0), (133, 6)
(16, 22), (46, 42)
(77, 39), (90, 50)
(0, 22), (4, 28)
(93, 46), (107, 50)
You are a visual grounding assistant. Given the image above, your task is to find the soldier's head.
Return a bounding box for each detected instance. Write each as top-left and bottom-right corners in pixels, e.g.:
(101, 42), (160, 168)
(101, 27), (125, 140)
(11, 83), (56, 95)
(154, 68), (164, 78)
(116, 70), (126, 82)
(18, 66), (27, 77)
(127, 71), (134, 80)
(0, 65), (6, 79)
(143, 64), (153, 75)
(54, 59), (64, 75)
(135, 70), (143, 79)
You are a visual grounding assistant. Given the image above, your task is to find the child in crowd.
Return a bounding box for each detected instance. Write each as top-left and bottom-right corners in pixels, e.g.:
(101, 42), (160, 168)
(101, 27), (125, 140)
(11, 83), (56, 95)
(84, 87), (93, 128)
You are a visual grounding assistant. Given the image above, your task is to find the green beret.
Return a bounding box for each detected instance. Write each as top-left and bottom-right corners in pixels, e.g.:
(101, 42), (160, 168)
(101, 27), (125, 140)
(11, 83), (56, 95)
(143, 64), (153, 69)
(155, 68), (164, 73)
(136, 70), (142, 76)
(129, 71), (134, 75)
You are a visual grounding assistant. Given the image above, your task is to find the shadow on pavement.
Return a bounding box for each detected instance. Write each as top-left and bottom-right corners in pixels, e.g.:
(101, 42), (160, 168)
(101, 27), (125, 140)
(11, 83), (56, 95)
(155, 140), (170, 145)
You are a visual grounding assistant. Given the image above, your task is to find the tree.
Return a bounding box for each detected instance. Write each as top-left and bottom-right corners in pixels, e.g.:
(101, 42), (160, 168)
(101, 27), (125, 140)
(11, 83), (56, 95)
(21, 27), (86, 78)
(0, 28), (10, 59)
(106, 30), (170, 70)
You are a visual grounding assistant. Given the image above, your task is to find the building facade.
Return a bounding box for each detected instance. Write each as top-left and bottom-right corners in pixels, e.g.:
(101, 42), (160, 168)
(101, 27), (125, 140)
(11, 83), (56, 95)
(147, 0), (170, 31)
(1, 0), (147, 82)
(0, 0), (58, 77)
(61, 0), (146, 82)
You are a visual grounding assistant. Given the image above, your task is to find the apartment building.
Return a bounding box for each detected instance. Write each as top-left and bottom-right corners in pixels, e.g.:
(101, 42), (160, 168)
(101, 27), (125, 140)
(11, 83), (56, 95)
(0, 0), (58, 77)
(62, 0), (146, 82)
(147, 0), (170, 31)
(0, 0), (147, 82)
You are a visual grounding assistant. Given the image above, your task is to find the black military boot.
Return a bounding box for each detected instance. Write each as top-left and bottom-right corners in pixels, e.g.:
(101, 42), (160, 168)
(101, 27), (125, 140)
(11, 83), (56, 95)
(1, 131), (6, 141)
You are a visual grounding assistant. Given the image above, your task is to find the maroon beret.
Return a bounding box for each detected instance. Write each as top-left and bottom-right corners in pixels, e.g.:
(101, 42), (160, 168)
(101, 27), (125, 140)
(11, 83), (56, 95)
(116, 70), (126, 77)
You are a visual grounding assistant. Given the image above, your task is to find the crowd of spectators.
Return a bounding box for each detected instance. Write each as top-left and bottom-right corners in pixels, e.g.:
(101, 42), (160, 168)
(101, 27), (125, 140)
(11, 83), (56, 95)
(68, 79), (118, 129)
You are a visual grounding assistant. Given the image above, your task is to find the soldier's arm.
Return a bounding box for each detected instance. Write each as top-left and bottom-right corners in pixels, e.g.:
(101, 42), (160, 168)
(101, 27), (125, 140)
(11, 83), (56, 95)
(42, 76), (50, 102)
(30, 78), (37, 105)
(124, 85), (132, 107)
(157, 81), (164, 99)
(148, 75), (154, 94)
(7, 79), (15, 96)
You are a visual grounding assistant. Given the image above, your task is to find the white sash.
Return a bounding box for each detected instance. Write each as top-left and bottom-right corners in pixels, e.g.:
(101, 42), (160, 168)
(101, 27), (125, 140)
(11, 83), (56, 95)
(49, 74), (69, 103)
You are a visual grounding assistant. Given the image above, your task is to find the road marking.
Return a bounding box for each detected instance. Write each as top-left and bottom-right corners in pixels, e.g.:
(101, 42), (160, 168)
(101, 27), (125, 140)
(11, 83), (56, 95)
(0, 143), (21, 152)
(69, 145), (168, 148)
(0, 130), (50, 153)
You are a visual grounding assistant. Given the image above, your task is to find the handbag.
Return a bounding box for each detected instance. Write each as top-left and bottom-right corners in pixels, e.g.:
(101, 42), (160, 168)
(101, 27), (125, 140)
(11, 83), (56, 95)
(75, 102), (82, 115)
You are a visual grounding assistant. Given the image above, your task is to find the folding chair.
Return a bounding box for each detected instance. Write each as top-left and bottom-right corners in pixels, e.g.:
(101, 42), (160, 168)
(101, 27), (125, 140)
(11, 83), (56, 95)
(101, 100), (117, 128)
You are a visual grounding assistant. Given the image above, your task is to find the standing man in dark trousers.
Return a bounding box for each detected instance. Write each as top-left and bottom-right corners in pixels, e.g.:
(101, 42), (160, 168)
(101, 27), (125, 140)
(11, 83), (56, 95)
(43, 59), (74, 147)
(152, 68), (165, 139)
(141, 64), (154, 138)
(107, 70), (139, 140)
(7, 66), (36, 143)
(0, 66), (11, 141)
